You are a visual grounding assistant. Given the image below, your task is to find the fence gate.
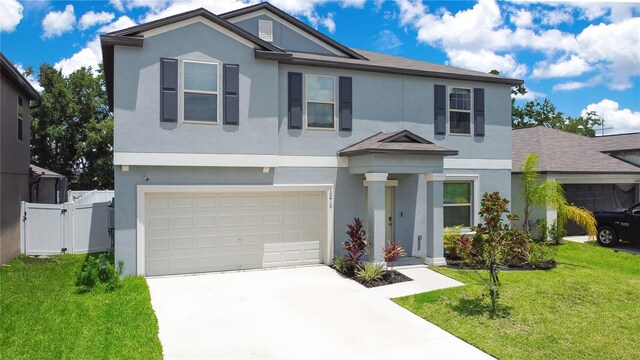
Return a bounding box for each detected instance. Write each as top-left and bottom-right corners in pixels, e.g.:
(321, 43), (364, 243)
(20, 201), (113, 255)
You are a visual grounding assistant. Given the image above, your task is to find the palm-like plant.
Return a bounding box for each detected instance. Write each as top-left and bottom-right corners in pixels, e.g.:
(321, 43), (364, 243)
(521, 153), (596, 242)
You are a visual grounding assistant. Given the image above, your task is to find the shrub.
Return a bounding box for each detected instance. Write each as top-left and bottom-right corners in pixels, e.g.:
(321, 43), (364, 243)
(331, 256), (351, 274)
(549, 220), (566, 244)
(525, 243), (556, 267)
(444, 225), (464, 259)
(383, 240), (406, 270)
(534, 218), (548, 243)
(344, 218), (368, 268)
(355, 262), (386, 283)
(76, 253), (124, 293)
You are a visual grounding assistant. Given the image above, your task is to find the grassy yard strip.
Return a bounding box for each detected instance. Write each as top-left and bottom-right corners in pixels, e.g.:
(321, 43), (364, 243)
(394, 242), (640, 360)
(0, 254), (162, 359)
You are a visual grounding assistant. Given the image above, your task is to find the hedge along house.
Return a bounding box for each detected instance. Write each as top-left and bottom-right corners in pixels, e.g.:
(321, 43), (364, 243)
(511, 126), (640, 235)
(101, 2), (522, 276)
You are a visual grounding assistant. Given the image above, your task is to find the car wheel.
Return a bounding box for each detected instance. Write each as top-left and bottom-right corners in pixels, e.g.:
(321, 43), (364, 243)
(597, 226), (619, 247)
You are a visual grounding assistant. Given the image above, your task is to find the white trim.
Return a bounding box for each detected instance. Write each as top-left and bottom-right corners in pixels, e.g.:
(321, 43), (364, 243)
(365, 173), (388, 182)
(136, 184), (335, 276)
(424, 173), (446, 182)
(181, 60), (220, 124)
(114, 152), (349, 168)
(443, 174), (481, 228)
(549, 173), (640, 184)
(305, 74), (337, 130)
(447, 86), (472, 136)
(425, 257), (447, 266)
(142, 17), (256, 49)
(363, 180), (398, 187)
(444, 158), (511, 170)
(121, 165), (129, 172)
(226, 10), (344, 56)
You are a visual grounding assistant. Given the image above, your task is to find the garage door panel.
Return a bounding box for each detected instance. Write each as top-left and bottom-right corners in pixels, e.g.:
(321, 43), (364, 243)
(145, 191), (326, 276)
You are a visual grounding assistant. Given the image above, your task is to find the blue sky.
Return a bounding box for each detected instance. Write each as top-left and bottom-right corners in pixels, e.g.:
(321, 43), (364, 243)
(1, 0), (638, 134)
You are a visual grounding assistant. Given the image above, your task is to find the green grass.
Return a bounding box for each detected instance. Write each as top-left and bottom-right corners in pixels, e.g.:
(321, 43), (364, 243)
(395, 242), (640, 360)
(0, 254), (163, 359)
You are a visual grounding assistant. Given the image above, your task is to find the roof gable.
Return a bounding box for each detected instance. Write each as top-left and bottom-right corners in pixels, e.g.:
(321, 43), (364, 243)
(220, 3), (367, 60)
(339, 130), (458, 157)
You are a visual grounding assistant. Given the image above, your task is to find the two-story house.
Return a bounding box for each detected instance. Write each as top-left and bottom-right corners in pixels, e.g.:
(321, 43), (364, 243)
(101, 3), (522, 276)
(1, 52), (42, 264)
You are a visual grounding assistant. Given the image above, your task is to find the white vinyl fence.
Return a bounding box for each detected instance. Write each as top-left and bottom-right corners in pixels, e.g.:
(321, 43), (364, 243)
(68, 190), (115, 204)
(20, 200), (114, 255)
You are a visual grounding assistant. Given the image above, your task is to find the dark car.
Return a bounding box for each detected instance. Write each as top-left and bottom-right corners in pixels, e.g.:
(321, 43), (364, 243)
(594, 202), (640, 247)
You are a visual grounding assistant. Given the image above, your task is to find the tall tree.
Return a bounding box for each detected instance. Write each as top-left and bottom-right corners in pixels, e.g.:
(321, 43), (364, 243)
(31, 64), (113, 189)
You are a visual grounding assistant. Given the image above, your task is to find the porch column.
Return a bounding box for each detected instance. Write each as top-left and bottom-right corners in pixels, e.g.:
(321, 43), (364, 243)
(366, 173), (387, 263)
(424, 173), (446, 266)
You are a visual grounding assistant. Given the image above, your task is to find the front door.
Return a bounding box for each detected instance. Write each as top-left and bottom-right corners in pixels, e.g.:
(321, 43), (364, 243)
(385, 187), (394, 242)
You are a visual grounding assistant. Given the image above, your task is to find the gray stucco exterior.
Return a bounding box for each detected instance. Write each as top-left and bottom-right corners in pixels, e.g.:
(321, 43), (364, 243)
(1, 67), (33, 264)
(109, 10), (514, 275)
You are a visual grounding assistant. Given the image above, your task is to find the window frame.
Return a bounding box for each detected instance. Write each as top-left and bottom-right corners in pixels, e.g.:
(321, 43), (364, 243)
(443, 174), (480, 231)
(180, 59), (221, 124)
(304, 74), (336, 130)
(17, 95), (24, 141)
(447, 86), (473, 136)
(258, 19), (273, 42)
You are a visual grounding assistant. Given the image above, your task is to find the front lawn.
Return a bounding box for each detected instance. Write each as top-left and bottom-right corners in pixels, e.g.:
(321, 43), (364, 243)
(395, 242), (640, 360)
(0, 254), (162, 359)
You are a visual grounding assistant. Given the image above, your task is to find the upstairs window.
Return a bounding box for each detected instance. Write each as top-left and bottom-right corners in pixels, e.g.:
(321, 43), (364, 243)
(306, 75), (335, 129)
(17, 96), (24, 141)
(182, 60), (218, 123)
(449, 87), (471, 135)
(443, 181), (472, 228)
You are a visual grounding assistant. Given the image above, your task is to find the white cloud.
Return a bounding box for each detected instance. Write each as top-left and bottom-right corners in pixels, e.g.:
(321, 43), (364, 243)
(109, 0), (125, 12)
(14, 63), (44, 93)
(540, 8), (573, 26)
(54, 36), (102, 76)
(321, 13), (335, 33)
(532, 55), (591, 79)
(98, 16), (136, 33)
(582, 99), (640, 135)
(79, 11), (115, 30)
(553, 81), (590, 92)
(53, 15), (138, 77)
(42, 4), (76, 39)
(512, 87), (545, 101)
(446, 49), (527, 78)
(510, 9), (533, 28)
(0, 0), (23, 32)
(374, 30), (403, 54)
(140, 0), (251, 23)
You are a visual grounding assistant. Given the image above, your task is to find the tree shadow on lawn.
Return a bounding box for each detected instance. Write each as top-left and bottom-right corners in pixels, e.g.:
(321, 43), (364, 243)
(449, 295), (512, 319)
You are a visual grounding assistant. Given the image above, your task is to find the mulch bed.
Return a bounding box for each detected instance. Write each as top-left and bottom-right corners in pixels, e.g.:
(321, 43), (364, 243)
(337, 267), (413, 288)
(445, 258), (557, 271)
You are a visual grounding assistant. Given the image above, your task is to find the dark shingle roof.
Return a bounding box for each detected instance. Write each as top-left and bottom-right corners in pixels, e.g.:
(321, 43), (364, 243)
(339, 130), (458, 157)
(512, 126), (640, 174)
(30, 165), (65, 178)
(590, 132), (640, 152)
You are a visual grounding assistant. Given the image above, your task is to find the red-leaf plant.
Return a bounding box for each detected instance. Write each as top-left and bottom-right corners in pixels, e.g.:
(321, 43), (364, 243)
(344, 217), (368, 269)
(383, 240), (407, 271)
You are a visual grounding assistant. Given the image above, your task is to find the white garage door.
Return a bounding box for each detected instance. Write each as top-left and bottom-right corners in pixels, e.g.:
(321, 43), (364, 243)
(144, 191), (326, 276)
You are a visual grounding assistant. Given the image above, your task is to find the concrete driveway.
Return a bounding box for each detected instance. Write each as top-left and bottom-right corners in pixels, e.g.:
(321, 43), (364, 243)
(147, 266), (492, 359)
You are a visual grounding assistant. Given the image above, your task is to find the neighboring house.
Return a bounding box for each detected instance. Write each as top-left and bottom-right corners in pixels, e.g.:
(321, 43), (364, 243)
(101, 3), (522, 276)
(0, 52), (42, 264)
(30, 164), (68, 204)
(511, 126), (640, 235)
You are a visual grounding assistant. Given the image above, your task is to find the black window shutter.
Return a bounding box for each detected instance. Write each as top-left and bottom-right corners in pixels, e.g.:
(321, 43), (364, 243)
(160, 58), (178, 122)
(474, 88), (485, 137)
(434, 84), (446, 135)
(223, 64), (239, 125)
(339, 76), (352, 131)
(288, 72), (302, 129)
